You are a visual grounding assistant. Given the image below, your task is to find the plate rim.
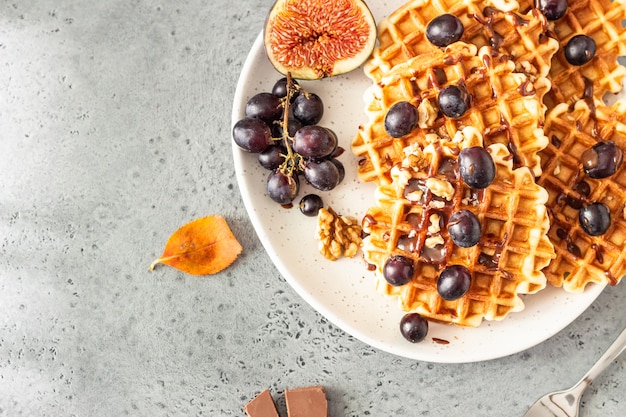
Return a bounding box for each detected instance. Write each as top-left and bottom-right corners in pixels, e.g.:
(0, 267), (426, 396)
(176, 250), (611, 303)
(231, 31), (606, 363)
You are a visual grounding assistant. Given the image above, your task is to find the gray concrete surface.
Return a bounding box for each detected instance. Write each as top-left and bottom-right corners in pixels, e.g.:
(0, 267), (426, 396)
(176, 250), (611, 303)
(0, 0), (624, 416)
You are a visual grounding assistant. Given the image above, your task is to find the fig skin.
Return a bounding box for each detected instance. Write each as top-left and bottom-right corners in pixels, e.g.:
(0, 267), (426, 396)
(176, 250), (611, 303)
(263, 0), (377, 80)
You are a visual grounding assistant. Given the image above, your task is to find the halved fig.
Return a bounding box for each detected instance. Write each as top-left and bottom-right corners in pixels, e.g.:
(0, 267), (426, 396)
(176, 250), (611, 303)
(264, 0), (377, 80)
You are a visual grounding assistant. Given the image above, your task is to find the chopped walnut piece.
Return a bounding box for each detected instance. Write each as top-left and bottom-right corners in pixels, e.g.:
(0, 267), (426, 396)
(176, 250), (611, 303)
(425, 132), (442, 144)
(428, 200), (446, 209)
(316, 207), (362, 261)
(417, 98), (438, 129)
(392, 165), (412, 189)
(401, 144), (428, 171)
(452, 130), (465, 144)
(405, 189), (424, 202)
(426, 177), (455, 201)
(428, 213), (441, 234)
(518, 60), (538, 77)
(425, 235), (444, 248)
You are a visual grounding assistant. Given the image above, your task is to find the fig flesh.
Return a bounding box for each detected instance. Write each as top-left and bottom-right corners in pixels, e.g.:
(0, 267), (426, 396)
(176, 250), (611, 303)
(264, 0), (377, 80)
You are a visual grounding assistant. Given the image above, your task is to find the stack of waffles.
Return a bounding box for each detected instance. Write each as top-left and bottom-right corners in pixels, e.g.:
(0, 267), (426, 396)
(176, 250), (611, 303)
(352, 0), (626, 327)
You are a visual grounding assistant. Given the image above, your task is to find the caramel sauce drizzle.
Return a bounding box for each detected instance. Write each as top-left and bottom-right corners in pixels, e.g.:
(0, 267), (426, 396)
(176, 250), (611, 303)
(582, 77), (600, 137)
(394, 141), (513, 281)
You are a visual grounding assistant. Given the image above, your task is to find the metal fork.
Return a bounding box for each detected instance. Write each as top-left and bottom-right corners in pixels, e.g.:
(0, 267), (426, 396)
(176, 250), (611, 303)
(522, 327), (626, 417)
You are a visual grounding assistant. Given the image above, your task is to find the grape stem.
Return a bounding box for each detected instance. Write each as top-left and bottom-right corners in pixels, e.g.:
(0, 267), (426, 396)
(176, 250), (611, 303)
(278, 72), (304, 177)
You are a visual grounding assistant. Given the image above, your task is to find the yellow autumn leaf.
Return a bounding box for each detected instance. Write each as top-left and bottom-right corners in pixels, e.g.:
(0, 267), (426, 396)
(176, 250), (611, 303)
(149, 215), (243, 275)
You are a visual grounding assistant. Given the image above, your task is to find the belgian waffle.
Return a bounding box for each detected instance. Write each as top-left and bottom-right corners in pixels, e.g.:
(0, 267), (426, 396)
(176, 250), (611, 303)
(364, 0), (558, 82)
(362, 133), (554, 326)
(538, 98), (626, 292)
(352, 43), (550, 184)
(541, 0), (626, 108)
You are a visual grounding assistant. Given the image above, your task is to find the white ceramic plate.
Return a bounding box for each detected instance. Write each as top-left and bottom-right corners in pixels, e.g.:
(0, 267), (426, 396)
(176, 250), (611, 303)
(231, 2), (606, 363)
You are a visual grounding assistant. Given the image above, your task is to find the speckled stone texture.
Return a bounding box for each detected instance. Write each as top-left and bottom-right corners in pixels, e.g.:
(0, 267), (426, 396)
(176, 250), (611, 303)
(0, 0), (624, 416)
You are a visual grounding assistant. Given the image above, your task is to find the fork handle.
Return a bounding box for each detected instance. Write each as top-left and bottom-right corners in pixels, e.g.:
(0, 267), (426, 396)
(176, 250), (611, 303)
(571, 327), (626, 393)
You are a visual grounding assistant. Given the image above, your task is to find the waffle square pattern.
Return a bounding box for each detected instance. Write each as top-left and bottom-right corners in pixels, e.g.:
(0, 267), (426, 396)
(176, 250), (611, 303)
(350, 0), (626, 332)
(362, 134), (554, 326)
(539, 99), (626, 291)
(353, 43), (550, 184)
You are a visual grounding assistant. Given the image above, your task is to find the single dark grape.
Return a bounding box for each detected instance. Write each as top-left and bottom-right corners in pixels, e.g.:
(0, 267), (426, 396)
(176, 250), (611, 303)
(536, 0), (568, 21)
(272, 77), (300, 100)
(267, 170), (299, 205)
(328, 134), (345, 158)
(582, 141), (624, 179)
(438, 85), (470, 118)
(564, 35), (596, 66)
(299, 194), (324, 217)
(326, 129), (340, 150)
(383, 255), (414, 286)
(245, 92), (284, 125)
(329, 158), (345, 184)
(448, 210), (482, 248)
(426, 14), (465, 47)
(303, 159), (341, 191)
(458, 146), (496, 189)
(258, 145), (285, 170)
(437, 265), (472, 301)
(272, 117), (303, 138)
(579, 202), (611, 236)
(400, 313), (429, 343)
(293, 125), (337, 159)
(384, 101), (418, 138)
(232, 117), (272, 153)
(293, 93), (324, 125)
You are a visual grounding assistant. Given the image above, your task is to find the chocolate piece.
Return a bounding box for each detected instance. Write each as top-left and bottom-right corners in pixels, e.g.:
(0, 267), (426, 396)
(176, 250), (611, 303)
(285, 386), (328, 417)
(245, 389), (279, 417)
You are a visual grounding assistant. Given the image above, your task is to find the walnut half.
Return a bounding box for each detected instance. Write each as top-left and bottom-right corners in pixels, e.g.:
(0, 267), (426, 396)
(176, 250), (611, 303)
(315, 207), (362, 261)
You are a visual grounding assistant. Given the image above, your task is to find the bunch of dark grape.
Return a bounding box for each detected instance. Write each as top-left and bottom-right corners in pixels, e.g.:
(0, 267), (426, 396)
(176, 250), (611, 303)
(233, 75), (344, 209)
